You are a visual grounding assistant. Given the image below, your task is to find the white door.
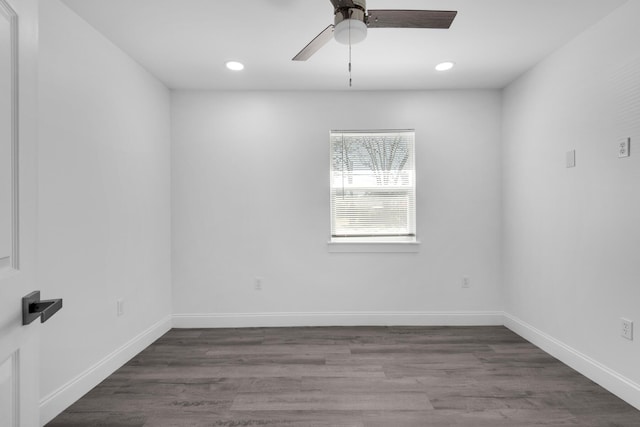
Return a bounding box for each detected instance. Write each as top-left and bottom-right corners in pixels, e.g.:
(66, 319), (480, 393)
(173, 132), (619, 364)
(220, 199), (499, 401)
(0, 0), (40, 425)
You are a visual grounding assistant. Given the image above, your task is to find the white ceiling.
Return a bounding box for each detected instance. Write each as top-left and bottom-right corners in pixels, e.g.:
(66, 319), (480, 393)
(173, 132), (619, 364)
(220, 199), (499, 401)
(59, 0), (627, 91)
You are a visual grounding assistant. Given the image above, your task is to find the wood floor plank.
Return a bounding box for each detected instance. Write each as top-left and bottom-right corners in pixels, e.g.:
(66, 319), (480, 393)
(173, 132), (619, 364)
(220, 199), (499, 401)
(47, 326), (640, 427)
(142, 411), (366, 427)
(205, 344), (351, 356)
(231, 391), (433, 411)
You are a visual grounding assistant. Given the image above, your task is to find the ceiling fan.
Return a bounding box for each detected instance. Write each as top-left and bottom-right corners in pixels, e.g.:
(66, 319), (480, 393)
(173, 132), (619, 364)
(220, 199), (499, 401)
(292, 0), (457, 61)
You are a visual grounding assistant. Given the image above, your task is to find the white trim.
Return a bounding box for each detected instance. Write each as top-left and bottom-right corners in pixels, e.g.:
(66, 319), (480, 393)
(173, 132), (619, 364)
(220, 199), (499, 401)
(0, 0), (19, 271)
(9, 0), (18, 271)
(504, 312), (640, 411)
(39, 316), (172, 425)
(327, 241), (420, 253)
(0, 256), (10, 270)
(0, 350), (19, 427)
(172, 311), (504, 328)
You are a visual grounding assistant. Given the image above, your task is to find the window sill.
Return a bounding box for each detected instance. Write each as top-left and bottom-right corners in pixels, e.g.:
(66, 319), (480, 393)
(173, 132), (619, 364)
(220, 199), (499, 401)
(327, 240), (420, 253)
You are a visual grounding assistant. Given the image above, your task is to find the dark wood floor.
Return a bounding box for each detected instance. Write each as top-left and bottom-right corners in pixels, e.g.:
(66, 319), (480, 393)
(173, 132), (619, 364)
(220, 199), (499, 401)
(47, 326), (640, 426)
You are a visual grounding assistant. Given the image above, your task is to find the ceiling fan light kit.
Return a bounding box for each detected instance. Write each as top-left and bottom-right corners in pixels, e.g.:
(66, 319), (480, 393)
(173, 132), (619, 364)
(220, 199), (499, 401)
(334, 17), (367, 45)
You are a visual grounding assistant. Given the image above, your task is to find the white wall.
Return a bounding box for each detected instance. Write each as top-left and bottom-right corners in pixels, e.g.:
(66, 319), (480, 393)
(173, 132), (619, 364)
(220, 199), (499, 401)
(37, 0), (172, 422)
(30, 0), (640, 419)
(502, 0), (640, 407)
(171, 90), (503, 326)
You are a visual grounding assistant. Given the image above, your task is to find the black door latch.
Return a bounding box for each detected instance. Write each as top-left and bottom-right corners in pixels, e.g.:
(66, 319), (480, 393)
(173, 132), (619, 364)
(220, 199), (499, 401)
(22, 291), (63, 325)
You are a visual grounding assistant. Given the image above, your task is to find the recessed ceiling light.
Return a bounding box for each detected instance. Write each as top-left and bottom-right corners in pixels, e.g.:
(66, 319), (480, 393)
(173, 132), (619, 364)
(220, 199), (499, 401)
(225, 61), (244, 71)
(435, 61), (455, 71)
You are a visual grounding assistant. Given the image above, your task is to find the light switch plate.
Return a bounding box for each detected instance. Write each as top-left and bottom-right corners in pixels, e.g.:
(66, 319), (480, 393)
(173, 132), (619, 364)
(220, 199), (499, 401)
(618, 138), (630, 158)
(566, 150), (576, 168)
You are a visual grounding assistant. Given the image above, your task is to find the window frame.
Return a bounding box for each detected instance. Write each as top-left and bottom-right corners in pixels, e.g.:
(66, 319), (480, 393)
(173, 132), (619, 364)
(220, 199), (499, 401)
(328, 129), (419, 252)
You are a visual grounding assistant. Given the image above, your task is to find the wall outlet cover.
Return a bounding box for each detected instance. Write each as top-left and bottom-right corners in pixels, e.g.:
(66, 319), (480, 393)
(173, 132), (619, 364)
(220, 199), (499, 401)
(566, 150), (576, 168)
(462, 276), (470, 288)
(618, 137), (630, 158)
(621, 318), (633, 341)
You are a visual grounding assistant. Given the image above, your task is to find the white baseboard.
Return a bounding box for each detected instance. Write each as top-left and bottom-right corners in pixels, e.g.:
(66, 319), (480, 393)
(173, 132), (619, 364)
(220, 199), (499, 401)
(172, 311), (505, 328)
(39, 315), (172, 426)
(504, 312), (640, 411)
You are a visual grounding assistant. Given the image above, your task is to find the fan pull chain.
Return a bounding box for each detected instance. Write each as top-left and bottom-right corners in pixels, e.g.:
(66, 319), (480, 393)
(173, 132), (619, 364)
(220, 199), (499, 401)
(349, 51), (352, 87)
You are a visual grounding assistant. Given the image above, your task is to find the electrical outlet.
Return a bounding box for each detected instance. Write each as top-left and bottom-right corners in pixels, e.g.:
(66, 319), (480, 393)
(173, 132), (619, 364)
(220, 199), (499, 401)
(462, 276), (470, 288)
(117, 299), (124, 317)
(618, 137), (630, 158)
(621, 318), (633, 341)
(254, 277), (263, 291)
(566, 150), (576, 168)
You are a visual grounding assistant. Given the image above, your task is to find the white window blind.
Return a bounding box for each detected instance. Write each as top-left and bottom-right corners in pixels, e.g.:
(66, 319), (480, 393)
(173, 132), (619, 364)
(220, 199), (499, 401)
(330, 130), (416, 241)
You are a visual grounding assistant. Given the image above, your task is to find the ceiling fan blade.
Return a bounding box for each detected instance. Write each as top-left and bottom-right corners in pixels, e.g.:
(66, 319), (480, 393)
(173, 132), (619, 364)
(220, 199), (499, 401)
(292, 25), (335, 61)
(367, 10), (457, 29)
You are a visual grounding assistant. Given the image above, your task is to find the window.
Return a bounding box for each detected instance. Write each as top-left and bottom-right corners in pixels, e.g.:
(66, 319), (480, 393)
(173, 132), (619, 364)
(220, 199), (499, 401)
(330, 130), (416, 243)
